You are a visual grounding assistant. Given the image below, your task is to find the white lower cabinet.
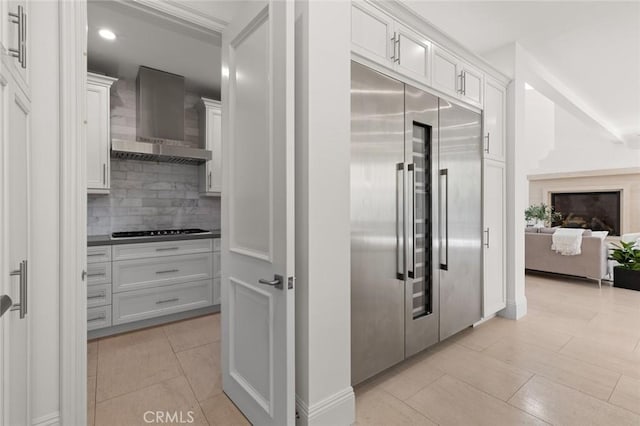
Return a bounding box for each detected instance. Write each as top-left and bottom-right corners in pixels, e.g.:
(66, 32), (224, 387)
(112, 279), (213, 325)
(87, 238), (220, 333)
(112, 252), (213, 293)
(483, 160), (506, 317)
(87, 305), (112, 331)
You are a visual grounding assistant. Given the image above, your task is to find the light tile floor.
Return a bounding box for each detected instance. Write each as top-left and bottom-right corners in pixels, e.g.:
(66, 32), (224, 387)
(355, 273), (640, 425)
(88, 273), (640, 425)
(87, 314), (249, 426)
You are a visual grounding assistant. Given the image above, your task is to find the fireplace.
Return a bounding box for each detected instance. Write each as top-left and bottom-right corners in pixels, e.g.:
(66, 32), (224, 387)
(551, 191), (621, 236)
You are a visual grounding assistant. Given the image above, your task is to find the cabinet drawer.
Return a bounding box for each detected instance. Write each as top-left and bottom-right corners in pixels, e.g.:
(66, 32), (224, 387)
(87, 283), (112, 308)
(87, 245), (111, 263)
(112, 279), (213, 325)
(87, 262), (111, 286)
(113, 253), (213, 293)
(87, 305), (112, 331)
(112, 239), (213, 261)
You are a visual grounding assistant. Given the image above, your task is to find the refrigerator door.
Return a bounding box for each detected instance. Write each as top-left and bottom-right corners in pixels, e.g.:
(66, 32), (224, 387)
(351, 62), (406, 384)
(404, 85), (440, 357)
(438, 99), (483, 340)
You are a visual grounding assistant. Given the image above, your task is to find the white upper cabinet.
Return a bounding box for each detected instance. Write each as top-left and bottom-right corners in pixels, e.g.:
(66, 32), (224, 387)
(432, 45), (483, 108)
(483, 160), (506, 317)
(351, 1), (394, 66)
(198, 98), (222, 195)
(432, 45), (459, 96)
(2, 0), (30, 95)
(87, 73), (117, 194)
(395, 23), (431, 83)
(459, 62), (483, 107)
(483, 76), (506, 161)
(351, 1), (431, 83)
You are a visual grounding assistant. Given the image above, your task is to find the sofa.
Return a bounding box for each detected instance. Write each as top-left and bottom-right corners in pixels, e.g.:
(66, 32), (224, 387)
(525, 227), (609, 287)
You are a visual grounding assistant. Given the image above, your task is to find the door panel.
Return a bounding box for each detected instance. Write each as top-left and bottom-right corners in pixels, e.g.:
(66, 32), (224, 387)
(460, 65), (483, 107)
(396, 24), (431, 84)
(351, 61), (405, 385)
(2, 75), (30, 426)
(483, 78), (505, 161)
(351, 2), (393, 66)
(438, 99), (482, 340)
(432, 46), (458, 97)
(221, 2), (295, 425)
(483, 160), (506, 316)
(404, 85), (439, 357)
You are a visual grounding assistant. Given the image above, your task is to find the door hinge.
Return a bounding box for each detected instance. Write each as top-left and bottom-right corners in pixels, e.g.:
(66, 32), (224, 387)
(288, 276), (295, 290)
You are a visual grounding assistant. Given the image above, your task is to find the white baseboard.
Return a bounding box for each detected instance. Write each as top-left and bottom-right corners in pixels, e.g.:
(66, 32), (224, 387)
(32, 411), (60, 426)
(296, 387), (355, 426)
(499, 297), (528, 320)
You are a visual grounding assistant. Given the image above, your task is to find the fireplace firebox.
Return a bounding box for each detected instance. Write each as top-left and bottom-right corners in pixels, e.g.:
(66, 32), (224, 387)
(551, 191), (621, 236)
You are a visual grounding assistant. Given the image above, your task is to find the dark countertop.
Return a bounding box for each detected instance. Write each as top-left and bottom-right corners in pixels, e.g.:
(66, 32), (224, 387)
(88, 231), (221, 246)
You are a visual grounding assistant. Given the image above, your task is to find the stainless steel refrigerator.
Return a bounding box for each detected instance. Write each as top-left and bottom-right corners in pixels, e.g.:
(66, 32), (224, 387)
(351, 61), (482, 385)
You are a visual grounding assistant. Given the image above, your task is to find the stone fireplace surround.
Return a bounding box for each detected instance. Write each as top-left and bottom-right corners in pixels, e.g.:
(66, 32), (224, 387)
(528, 168), (640, 237)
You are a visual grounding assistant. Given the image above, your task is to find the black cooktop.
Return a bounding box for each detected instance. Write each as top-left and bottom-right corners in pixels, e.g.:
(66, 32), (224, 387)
(111, 229), (210, 238)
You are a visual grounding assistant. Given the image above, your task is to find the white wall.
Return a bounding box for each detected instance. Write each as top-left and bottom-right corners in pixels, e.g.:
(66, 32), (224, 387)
(30, 1), (61, 423)
(533, 105), (640, 174)
(294, 0), (354, 424)
(523, 86), (555, 172)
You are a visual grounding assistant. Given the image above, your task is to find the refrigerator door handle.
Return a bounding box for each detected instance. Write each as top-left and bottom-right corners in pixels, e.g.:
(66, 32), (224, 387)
(396, 163), (405, 280)
(439, 169), (449, 270)
(407, 163), (415, 278)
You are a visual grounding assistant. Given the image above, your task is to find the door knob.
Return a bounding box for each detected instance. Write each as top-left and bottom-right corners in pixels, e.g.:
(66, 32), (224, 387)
(258, 275), (283, 290)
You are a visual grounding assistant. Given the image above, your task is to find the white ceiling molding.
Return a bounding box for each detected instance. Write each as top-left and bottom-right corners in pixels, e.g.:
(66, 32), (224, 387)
(376, 0), (510, 85)
(516, 44), (624, 144)
(114, 0), (227, 36)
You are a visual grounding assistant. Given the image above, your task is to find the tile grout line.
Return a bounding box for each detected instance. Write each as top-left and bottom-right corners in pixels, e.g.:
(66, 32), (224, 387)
(607, 373), (623, 403)
(505, 375), (553, 425)
(379, 387), (442, 425)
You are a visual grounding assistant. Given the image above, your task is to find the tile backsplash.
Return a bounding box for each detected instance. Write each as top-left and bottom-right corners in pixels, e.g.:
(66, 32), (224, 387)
(88, 159), (220, 235)
(86, 75), (220, 236)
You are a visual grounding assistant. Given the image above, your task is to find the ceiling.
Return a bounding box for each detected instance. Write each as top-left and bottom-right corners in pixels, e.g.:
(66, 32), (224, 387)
(404, 1), (640, 142)
(87, 1), (233, 99)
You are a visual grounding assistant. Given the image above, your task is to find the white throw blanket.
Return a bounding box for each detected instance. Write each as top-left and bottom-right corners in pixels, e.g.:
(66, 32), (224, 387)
(552, 228), (584, 256)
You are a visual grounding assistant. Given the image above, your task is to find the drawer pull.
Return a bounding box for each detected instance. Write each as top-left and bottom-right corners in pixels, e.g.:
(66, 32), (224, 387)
(88, 292), (106, 300)
(88, 315), (106, 322)
(87, 272), (106, 277)
(156, 247), (179, 252)
(156, 269), (179, 274)
(87, 253), (104, 257)
(156, 297), (179, 305)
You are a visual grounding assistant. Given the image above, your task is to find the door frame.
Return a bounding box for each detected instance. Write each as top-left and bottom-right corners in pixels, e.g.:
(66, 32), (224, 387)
(57, 2), (229, 423)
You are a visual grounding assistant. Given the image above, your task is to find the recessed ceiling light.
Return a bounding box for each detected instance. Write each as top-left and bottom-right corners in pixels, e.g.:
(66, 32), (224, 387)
(98, 28), (116, 41)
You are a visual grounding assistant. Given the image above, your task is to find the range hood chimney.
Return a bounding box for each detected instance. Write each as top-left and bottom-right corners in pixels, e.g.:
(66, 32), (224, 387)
(111, 66), (212, 164)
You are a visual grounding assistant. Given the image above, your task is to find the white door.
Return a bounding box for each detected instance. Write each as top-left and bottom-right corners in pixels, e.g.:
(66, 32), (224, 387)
(483, 78), (506, 161)
(395, 23), (431, 84)
(459, 64), (483, 107)
(432, 46), (459, 98)
(0, 75), (31, 426)
(86, 84), (107, 191)
(221, 1), (295, 425)
(483, 160), (506, 316)
(351, 1), (394, 67)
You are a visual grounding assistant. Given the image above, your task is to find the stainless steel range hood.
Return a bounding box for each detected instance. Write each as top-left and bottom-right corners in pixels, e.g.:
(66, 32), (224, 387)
(110, 66), (212, 164)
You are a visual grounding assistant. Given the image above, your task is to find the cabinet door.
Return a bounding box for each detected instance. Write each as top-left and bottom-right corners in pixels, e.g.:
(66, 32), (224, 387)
(351, 1), (394, 67)
(483, 160), (506, 317)
(206, 107), (222, 193)
(395, 23), (431, 84)
(4, 0), (29, 94)
(460, 63), (483, 107)
(86, 84), (109, 192)
(431, 46), (459, 98)
(483, 77), (506, 161)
